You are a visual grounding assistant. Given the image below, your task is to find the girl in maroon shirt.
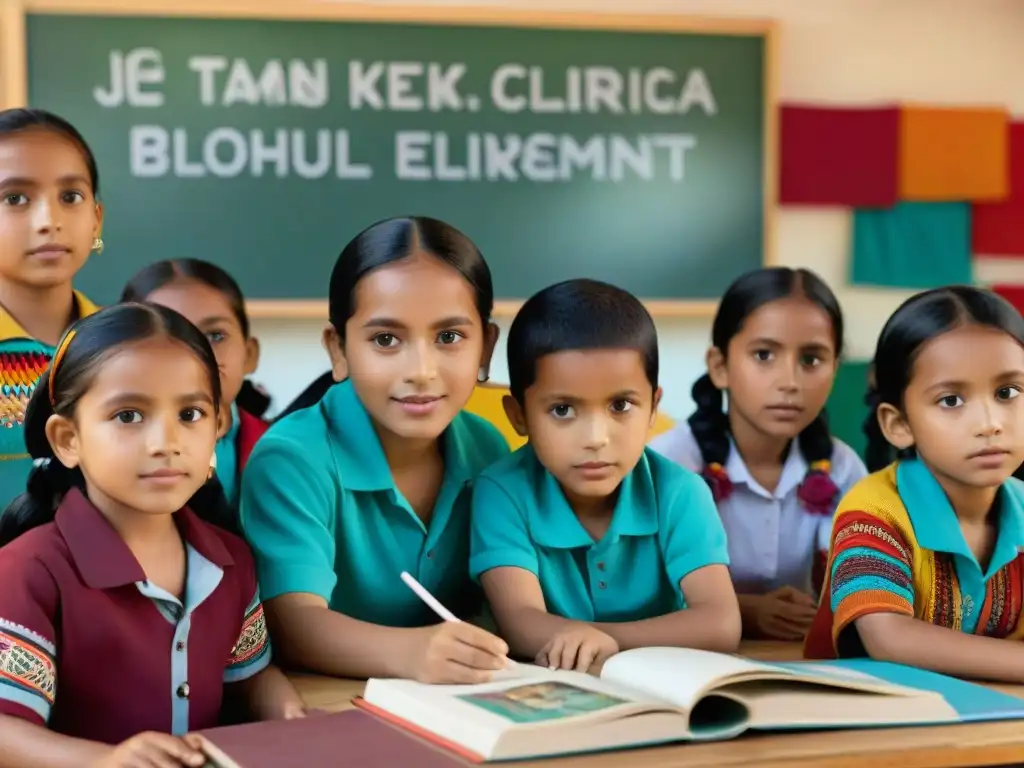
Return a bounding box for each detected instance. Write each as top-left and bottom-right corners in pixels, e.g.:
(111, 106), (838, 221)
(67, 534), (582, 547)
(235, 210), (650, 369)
(0, 303), (304, 768)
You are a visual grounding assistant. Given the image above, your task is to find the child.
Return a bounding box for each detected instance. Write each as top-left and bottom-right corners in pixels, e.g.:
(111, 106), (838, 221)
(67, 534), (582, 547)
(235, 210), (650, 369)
(805, 287), (1024, 683)
(240, 216), (512, 684)
(470, 279), (741, 673)
(0, 109), (105, 509)
(121, 259), (265, 507)
(0, 303), (304, 768)
(650, 268), (866, 641)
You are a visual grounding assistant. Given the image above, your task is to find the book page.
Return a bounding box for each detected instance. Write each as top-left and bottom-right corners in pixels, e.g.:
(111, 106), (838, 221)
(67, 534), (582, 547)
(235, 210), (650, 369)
(363, 667), (677, 756)
(601, 647), (785, 709)
(197, 738), (242, 768)
(602, 649), (934, 713)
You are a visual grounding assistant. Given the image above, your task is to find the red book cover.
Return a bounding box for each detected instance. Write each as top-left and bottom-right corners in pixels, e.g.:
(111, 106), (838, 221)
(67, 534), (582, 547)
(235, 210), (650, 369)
(198, 710), (472, 767)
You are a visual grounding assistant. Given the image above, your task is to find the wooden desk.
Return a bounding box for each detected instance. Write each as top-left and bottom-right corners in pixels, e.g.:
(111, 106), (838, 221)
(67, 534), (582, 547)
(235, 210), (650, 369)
(289, 642), (1024, 767)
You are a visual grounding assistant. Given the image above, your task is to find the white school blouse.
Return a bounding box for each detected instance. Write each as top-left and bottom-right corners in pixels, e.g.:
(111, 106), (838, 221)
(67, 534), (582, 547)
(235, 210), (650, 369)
(649, 422), (866, 596)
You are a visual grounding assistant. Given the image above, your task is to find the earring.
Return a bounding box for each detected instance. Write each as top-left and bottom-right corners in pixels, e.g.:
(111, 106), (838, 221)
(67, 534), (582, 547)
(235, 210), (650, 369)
(477, 367), (489, 384)
(91, 237), (104, 254)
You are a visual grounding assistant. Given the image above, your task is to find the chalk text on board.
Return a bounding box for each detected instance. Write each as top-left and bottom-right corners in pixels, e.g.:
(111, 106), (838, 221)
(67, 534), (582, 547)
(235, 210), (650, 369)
(95, 48), (329, 108)
(347, 61), (716, 115)
(101, 47), (716, 181)
(394, 132), (696, 182)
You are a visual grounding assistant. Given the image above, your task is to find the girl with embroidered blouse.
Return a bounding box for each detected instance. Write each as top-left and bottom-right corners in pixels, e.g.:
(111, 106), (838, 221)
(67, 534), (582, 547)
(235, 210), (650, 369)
(0, 303), (304, 768)
(0, 109), (106, 510)
(650, 268), (866, 641)
(805, 287), (1024, 682)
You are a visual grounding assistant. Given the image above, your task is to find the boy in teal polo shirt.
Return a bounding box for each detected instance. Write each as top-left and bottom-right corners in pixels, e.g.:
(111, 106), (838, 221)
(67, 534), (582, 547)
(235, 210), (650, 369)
(470, 279), (741, 673)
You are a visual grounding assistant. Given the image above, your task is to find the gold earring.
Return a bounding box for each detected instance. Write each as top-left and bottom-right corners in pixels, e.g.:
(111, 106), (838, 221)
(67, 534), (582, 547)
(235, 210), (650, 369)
(91, 237), (104, 254)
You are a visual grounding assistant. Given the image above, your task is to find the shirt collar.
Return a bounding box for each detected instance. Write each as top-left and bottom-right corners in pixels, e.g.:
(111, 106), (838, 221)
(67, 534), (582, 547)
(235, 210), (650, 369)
(323, 378), (476, 492)
(725, 437), (808, 498)
(897, 459), (1024, 576)
(55, 487), (234, 590)
(531, 445), (658, 549)
(0, 291), (100, 344)
(221, 402), (240, 444)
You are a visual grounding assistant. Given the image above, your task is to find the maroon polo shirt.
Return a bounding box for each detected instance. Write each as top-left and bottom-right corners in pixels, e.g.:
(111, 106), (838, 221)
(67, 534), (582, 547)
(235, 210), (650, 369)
(0, 488), (271, 744)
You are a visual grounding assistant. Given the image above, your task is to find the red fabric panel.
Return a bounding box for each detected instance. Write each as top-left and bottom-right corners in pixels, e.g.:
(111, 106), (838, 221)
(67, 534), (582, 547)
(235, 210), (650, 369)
(992, 284), (1024, 314)
(780, 104), (900, 207)
(973, 123), (1024, 256)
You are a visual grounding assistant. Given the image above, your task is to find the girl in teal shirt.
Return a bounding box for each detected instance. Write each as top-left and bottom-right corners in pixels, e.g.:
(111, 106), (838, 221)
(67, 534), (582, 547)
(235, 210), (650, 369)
(240, 216), (511, 685)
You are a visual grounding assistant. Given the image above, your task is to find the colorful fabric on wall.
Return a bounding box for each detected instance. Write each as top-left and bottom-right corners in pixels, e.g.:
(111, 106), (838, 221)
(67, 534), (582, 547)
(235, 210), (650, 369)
(851, 202), (971, 288)
(991, 285), (1024, 315)
(972, 123), (1024, 256)
(899, 107), (1009, 201)
(779, 105), (899, 206)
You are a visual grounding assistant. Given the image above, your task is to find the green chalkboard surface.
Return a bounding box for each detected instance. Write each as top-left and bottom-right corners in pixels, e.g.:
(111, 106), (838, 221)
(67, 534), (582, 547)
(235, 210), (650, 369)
(24, 11), (770, 309)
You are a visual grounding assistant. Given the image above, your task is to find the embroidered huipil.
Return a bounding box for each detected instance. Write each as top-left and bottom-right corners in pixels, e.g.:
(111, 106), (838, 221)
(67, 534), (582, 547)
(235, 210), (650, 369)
(0, 488), (271, 744)
(805, 460), (1024, 659)
(0, 292), (98, 507)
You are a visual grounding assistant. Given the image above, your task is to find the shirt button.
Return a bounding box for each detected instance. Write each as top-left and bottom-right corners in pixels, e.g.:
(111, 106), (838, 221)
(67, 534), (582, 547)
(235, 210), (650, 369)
(598, 581), (607, 590)
(176, 683), (190, 700)
(176, 641), (186, 652)
(597, 562), (606, 571)
(426, 550), (434, 559)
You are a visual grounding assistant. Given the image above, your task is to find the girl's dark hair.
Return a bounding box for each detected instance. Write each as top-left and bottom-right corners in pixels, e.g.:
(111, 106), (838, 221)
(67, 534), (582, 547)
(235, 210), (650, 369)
(327, 216), (494, 338)
(0, 303), (238, 546)
(0, 108), (100, 195)
(119, 259), (269, 418)
(863, 286), (1024, 471)
(689, 268), (844, 497)
(273, 370), (335, 423)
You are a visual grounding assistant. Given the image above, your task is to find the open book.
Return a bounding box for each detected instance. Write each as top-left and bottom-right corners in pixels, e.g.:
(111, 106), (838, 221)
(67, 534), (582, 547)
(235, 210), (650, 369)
(354, 647), (1024, 762)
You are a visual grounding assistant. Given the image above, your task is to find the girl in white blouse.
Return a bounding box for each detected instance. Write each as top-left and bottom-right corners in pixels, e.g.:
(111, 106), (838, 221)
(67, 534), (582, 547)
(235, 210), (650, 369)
(651, 268), (866, 640)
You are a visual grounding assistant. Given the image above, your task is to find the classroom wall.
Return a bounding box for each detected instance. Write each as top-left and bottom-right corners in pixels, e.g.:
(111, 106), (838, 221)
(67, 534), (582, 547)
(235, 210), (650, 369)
(244, 0), (1024, 418)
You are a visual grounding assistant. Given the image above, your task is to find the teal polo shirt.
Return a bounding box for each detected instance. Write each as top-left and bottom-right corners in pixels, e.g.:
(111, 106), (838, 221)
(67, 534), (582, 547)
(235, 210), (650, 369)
(214, 403), (240, 507)
(238, 379), (509, 628)
(469, 445), (730, 623)
(897, 458), (1024, 634)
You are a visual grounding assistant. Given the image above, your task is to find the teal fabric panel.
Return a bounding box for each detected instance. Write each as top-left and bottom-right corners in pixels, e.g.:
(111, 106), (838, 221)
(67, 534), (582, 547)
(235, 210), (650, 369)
(851, 202), (972, 288)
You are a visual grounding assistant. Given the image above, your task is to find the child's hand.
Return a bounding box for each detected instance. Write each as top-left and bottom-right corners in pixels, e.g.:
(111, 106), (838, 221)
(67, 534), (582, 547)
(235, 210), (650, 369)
(537, 624), (619, 673)
(281, 700), (307, 719)
(747, 587), (817, 641)
(405, 621), (509, 684)
(92, 731), (206, 768)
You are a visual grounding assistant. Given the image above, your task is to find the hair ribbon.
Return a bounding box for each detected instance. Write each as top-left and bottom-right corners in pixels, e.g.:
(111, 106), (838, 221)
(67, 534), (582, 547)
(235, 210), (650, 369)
(48, 330), (76, 406)
(797, 458), (840, 515)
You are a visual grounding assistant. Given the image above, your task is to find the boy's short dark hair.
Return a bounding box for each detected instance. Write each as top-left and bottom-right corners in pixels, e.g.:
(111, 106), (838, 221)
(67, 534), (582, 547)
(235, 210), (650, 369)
(506, 278), (659, 403)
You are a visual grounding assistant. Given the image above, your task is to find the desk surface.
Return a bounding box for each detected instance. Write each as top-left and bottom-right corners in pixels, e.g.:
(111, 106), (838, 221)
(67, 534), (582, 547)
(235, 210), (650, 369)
(289, 642), (1024, 768)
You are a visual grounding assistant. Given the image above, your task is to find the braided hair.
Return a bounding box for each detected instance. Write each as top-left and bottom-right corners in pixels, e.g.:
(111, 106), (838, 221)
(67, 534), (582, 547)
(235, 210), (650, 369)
(688, 268), (843, 513)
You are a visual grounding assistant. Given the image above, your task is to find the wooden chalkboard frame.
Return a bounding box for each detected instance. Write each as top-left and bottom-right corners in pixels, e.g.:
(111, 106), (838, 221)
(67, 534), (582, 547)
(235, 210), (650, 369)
(0, 0), (778, 319)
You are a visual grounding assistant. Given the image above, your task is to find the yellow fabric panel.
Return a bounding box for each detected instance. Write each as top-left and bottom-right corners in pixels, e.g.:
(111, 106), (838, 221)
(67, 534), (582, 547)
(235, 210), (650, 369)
(465, 383), (676, 450)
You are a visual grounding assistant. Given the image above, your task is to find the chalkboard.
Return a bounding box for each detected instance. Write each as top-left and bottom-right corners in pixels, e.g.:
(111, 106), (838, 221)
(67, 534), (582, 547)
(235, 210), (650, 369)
(19, 5), (774, 314)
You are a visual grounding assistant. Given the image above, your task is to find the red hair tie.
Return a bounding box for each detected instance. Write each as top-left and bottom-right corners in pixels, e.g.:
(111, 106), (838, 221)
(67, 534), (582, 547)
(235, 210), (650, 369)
(797, 459), (840, 515)
(702, 462), (734, 503)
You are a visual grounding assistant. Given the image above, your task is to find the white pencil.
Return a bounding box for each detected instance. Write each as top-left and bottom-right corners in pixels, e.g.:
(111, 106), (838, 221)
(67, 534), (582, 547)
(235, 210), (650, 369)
(400, 571), (461, 623)
(400, 571), (523, 673)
